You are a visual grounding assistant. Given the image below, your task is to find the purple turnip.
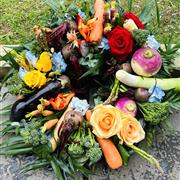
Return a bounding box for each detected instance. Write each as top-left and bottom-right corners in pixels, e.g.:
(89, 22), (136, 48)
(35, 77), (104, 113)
(115, 97), (137, 117)
(131, 47), (162, 77)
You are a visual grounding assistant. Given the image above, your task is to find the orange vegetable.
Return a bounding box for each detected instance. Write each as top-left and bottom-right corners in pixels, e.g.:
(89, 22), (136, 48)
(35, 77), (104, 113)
(25, 109), (41, 118)
(42, 119), (59, 133)
(89, 0), (104, 43)
(49, 92), (75, 110)
(85, 110), (93, 121)
(42, 110), (54, 116)
(96, 137), (123, 169)
(85, 108), (123, 169)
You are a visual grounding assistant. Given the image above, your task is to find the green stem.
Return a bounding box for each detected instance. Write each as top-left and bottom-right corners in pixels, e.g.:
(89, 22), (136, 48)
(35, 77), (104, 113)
(0, 147), (33, 155)
(128, 144), (163, 172)
(103, 78), (119, 104)
(51, 160), (64, 180)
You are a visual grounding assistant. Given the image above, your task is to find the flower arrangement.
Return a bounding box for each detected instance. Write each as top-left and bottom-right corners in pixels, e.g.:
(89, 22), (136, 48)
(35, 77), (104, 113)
(1, 0), (180, 179)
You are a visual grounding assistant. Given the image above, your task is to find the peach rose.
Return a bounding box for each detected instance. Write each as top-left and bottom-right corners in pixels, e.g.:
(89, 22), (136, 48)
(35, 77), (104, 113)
(117, 113), (145, 145)
(90, 104), (122, 139)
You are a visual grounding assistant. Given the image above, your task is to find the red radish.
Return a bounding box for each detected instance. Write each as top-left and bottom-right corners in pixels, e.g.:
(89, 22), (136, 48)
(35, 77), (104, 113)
(115, 97), (137, 117)
(131, 47), (162, 77)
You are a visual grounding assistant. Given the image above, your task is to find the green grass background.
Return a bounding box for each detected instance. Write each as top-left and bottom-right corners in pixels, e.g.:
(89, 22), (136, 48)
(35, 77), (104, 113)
(0, 0), (179, 44)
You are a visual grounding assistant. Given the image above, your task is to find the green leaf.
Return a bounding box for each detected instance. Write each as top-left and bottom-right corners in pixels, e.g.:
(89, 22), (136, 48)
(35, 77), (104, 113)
(139, 0), (155, 24)
(33, 144), (52, 160)
(53, 156), (73, 175)
(0, 109), (11, 116)
(127, 0), (133, 11)
(0, 147), (32, 155)
(0, 136), (23, 146)
(0, 50), (19, 70)
(154, 0), (160, 27)
(20, 159), (50, 174)
(51, 160), (64, 180)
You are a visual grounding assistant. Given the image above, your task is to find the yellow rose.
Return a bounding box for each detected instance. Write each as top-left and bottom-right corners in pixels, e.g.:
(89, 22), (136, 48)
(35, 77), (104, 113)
(123, 19), (138, 32)
(90, 104), (122, 139)
(24, 70), (46, 89)
(36, 52), (52, 72)
(117, 113), (145, 145)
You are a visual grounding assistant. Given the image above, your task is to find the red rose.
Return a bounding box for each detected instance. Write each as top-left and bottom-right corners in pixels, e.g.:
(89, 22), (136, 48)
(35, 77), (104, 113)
(123, 12), (144, 29)
(107, 26), (133, 61)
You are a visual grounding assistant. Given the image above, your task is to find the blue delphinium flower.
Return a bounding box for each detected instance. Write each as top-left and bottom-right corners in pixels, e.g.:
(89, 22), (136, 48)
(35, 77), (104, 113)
(52, 52), (67, 73)
(78, 9), (87, 20)
(70, 97), (90, 116)
(148, 86), (165, 102)
(25, 50), (38, 67)
(146, 35), (160, 50)
(98, 37), (110, 50)
(18, 67), (28, 80)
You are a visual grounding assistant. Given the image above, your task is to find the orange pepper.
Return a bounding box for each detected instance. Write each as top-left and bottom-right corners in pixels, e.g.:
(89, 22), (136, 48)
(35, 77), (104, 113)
(49, 92), (75, 110)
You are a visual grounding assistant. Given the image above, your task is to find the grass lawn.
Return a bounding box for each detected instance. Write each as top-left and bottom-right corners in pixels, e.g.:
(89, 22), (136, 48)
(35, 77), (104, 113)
(0, 0), (179, 44)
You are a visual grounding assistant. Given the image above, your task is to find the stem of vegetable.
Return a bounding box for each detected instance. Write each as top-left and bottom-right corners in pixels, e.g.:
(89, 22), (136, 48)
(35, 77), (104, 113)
(116, 144), (130, 166)
(128, 144), (163, 173)
(103, 78), (119, 104)
(50, 160), (64, 180)
(116, 70), (180, 91)
(0, 147), (33, 155)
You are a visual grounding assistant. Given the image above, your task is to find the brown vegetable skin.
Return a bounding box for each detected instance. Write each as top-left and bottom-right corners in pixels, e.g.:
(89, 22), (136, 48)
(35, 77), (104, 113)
(96, 137), (123, 169)
(89, 0), (104, 43)
(53, 106), (73, 142)
(120, 63), (133, 73)
(134, 88), (150, 102)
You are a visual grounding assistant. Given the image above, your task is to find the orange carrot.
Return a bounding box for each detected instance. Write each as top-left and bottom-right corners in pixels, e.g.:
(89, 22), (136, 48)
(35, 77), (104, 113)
(96, 137), (123, 169)
(85, 109), (123, 169)
(89, 0), (105, 43)
(25, 109), (41, 118)
(42, 118), (59, 133)
(42, 110), (54, 116)
(85, 110), (93, 121)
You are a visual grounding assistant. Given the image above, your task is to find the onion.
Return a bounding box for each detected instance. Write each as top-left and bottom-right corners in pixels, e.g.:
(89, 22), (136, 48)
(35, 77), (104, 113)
(120, 63), (133, 73)
(115, 97), (137, 117)
(134, 88), (150, 102)
(131, 47), (162, 77)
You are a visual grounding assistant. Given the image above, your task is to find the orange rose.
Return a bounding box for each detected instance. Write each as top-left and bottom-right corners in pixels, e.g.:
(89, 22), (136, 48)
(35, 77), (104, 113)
(90, 104), (122, 139)
(117, 113), (145, 145)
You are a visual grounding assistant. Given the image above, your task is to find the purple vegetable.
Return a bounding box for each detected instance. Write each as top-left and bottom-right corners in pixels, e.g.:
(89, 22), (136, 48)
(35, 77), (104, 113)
(131, 47), (162, 77)
(115, 97), (137, 117)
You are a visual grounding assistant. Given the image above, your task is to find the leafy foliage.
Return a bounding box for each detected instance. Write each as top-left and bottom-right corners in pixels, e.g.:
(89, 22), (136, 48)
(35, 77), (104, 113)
(163, 90), (180, 112)
(5, 71), (33, 96)
(139, 0), (160, 26)
(43, 0), (94, 25)
(159, 40), (180, 76)
(138, 102), (170, 125)
(20, 119), (48, 146)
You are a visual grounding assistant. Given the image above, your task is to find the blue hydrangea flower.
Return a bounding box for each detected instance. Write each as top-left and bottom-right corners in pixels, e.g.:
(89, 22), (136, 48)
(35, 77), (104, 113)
(25, 50), (38, 67)
(148, 86), (165, 102)
(70, 97), (90, 116)
(18, 67), (28, 80)
(52, 52), (67, 72)
(98, 37), (110, 50)
(146, 35), (160, 50)
(78, 9), (87, 20)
